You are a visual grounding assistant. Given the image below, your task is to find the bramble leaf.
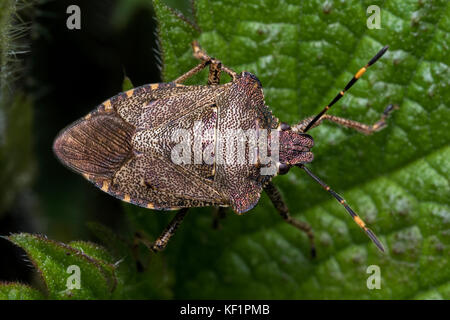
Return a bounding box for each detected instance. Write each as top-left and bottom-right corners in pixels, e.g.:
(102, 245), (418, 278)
(0, 282), (44, 300)
(147, 0), (450, 299)
(2, 233), (119, 299)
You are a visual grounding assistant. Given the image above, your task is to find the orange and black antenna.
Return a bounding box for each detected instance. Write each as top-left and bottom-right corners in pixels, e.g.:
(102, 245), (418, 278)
(297, 164), (385, 252)
(303, 45), (389, 133)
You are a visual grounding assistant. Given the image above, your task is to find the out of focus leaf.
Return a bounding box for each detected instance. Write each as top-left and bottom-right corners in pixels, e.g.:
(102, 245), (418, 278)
(0, 282), (44, 300)
(3, 233), (119, 299)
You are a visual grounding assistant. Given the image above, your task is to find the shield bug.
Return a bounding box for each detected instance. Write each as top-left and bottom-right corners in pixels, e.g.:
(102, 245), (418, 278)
(53, 41), (396, 256)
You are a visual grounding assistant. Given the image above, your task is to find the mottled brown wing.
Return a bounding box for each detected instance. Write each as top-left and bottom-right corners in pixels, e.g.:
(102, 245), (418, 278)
(107, 153), (228, 210)
(112, 83), (229, 129)
(54, 82), (232, 210)
(53, 113), (134, 178)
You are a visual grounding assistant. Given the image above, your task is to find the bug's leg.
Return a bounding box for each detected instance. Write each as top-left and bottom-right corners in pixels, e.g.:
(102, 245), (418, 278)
(173, 61), (210, 84)
(294, 104), (397, 134)
(192, 40), (238, 81)
(212, 206), (228, 229)
(150, 208), (189, 252)
(175, 57), (222, 85)
(173, 38), (227, 84)
(264, 182), (316, 257)
(207, 60), (222, 85)
(220, 65), (238, 82)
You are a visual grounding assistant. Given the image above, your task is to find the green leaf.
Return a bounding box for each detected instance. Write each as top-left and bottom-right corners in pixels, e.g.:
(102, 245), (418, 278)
(4, 233), (119, 299)
(146, 0), (450, 299)
(0, 282), (45, 300)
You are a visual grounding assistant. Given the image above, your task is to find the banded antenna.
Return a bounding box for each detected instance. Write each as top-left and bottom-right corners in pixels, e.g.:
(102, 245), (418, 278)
(303, 46), (389, 133)
(298, 164), (385, 252)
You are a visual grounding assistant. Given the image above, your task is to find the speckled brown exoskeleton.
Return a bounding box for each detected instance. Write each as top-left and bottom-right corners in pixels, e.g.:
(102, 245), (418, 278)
(53, 41), (396, 256)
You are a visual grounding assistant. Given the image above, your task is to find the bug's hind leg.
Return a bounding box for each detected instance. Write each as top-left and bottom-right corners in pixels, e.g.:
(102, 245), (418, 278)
(152, 208), (188, 251)
(135, 208), (189, 252)
(294, 104), (397, 134)
(264, 182), (316, 258)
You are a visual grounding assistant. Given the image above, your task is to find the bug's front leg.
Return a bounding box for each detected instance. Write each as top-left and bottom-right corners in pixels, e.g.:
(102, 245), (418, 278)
(294, 104), (397, 134)
(264, 182), (316, 257)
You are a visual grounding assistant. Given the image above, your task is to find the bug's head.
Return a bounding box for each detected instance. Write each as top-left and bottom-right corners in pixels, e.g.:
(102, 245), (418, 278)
(277, 122), (314, 175)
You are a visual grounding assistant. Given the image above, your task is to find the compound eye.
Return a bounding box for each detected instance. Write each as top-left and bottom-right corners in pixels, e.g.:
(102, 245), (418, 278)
(278, 163), (290, 175)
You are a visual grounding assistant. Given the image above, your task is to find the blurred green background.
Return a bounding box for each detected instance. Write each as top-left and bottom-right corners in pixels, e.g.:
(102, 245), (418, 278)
(1, 0), (449, 299)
